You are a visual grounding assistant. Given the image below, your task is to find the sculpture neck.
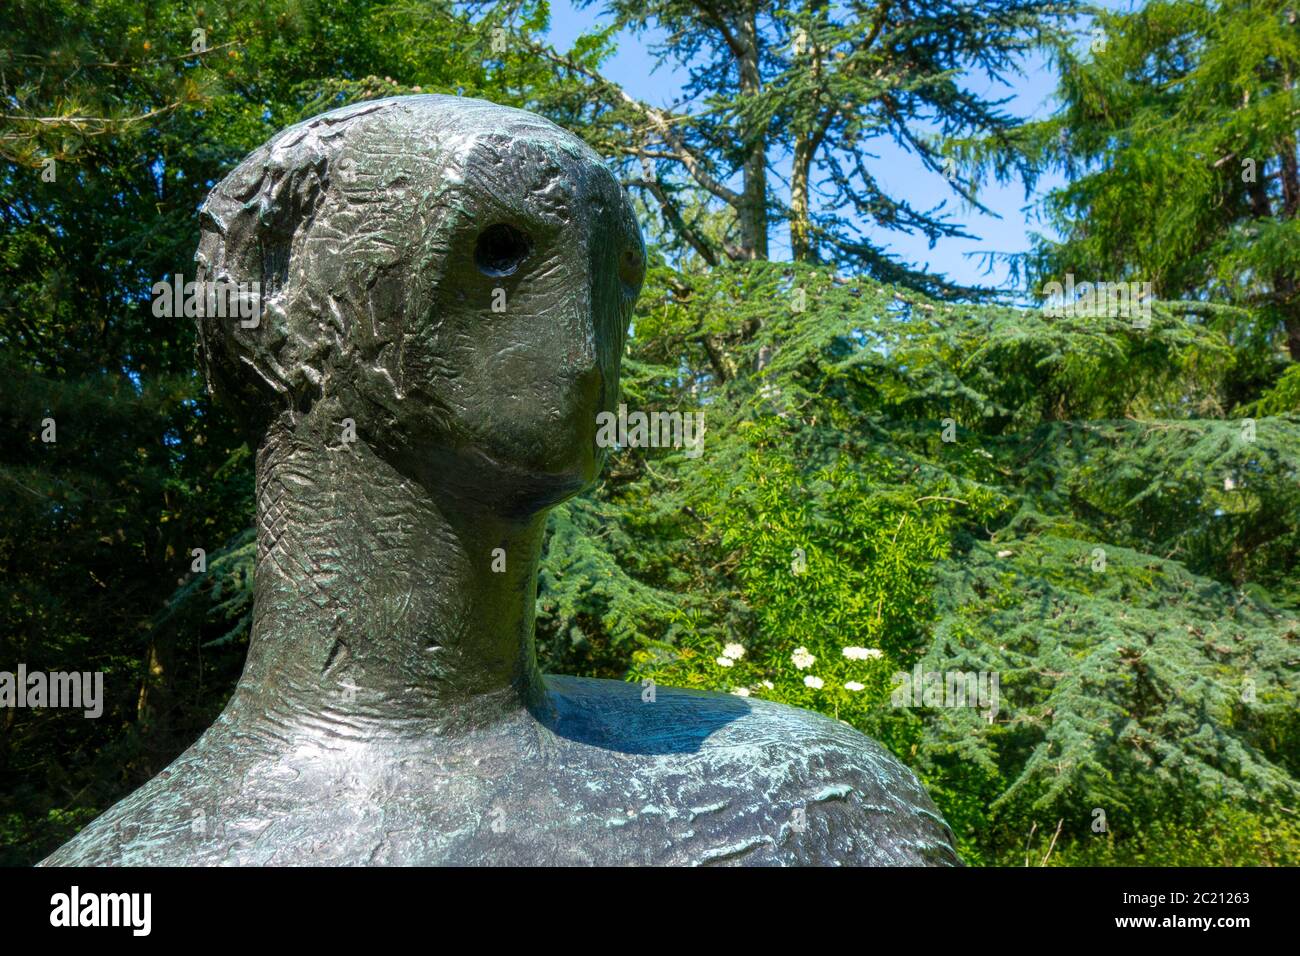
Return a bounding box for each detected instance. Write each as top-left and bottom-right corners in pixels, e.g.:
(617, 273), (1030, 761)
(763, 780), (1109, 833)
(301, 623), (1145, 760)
(234, 410), (547, 736)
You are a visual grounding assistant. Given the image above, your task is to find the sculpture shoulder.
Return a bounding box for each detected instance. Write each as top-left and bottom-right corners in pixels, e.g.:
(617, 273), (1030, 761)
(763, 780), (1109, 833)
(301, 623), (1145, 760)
(541, 676), (961, 865)
(40, 676), (960, 866)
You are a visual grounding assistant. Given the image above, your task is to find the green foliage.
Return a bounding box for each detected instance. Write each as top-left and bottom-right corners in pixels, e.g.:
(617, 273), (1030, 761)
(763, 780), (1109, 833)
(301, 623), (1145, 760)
(923, 532), (1299, 863)
(1251, 361), (1300, 414)
(990, 0), (1300, 364)
(548, 257), (1300, 866)
(535, 496), (684, 677)
(1016, 806), (1300, 866)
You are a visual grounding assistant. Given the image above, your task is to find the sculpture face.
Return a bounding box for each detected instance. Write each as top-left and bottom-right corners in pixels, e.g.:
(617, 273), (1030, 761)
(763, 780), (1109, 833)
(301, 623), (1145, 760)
(196, 95), (645, 513)
(411, 130), (645, 502)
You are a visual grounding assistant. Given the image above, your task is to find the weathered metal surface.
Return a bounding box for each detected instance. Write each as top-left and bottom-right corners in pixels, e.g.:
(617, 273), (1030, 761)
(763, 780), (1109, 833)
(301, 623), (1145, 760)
(43, 95), (960, 866)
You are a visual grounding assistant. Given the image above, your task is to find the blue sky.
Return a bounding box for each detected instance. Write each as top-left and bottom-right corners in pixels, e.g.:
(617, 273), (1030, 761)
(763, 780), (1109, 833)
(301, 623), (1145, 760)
(541, 1), (1134, 293)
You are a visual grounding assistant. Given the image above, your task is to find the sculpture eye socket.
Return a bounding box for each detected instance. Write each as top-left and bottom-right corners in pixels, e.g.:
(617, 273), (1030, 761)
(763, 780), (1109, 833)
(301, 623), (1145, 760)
(619, 246), (645, 292)
(474, 223), (532, 277)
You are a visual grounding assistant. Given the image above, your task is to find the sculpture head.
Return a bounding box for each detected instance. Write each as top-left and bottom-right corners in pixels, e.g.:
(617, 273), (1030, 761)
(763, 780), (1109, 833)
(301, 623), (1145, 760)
(195, 95), (644, 514)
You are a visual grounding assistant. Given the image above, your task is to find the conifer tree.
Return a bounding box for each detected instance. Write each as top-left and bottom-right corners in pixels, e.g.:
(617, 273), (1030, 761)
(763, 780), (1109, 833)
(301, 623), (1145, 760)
(983, 0), (1300, 365)
(574, 0), (1077, 290)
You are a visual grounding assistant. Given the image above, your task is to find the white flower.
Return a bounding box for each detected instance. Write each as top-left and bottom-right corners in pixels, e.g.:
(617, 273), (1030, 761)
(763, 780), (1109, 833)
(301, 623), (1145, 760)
(996, 549), (1013, 558)
(844, 681), (865, 692)
(731, 687), (750, 697)
(804, 675), (824, 689)
(792, 647), (815, 670)
(722, 643), (746, 661)
(842, 646), (883, 661)
(761, 680), (774, 689)
(715, 656), (734, 668)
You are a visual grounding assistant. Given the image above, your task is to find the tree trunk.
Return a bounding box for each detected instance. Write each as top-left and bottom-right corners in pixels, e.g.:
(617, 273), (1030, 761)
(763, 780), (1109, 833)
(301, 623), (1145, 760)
(736, 14), (768, 260)
(790, 1), (829, 262)
(1280, 135), (1300, 358)
(791, 131), (814, 262)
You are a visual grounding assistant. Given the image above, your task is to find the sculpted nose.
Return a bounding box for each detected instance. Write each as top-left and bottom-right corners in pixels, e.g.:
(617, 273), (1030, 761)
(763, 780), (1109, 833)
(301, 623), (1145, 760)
(585, 256), (629, 408)
(562, 277), (607, 402)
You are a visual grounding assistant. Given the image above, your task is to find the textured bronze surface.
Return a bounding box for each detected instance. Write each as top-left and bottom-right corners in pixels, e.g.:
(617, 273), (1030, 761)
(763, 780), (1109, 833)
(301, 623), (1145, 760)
(44, 95), (960, 866)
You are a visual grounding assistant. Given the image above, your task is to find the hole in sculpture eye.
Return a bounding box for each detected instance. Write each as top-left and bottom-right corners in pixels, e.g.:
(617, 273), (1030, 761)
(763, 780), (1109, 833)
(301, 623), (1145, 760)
(619, 246), (645, 292)
(474, 223), (532, 277)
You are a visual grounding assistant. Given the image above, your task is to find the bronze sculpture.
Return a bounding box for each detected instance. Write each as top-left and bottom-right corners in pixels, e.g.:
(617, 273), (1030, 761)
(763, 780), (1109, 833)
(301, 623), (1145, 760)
(43, 95), (960, 865)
